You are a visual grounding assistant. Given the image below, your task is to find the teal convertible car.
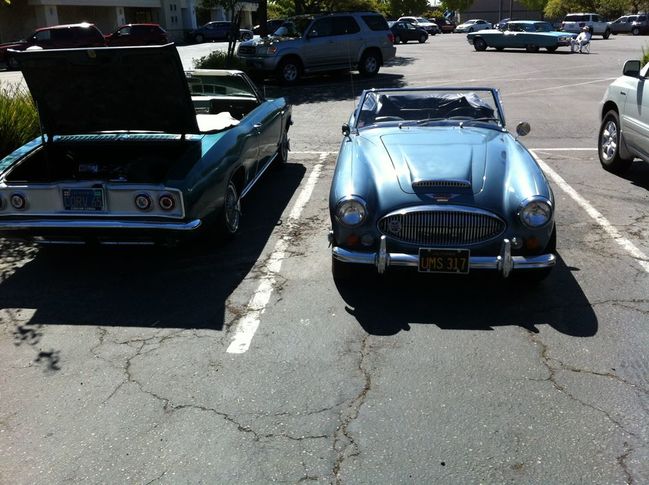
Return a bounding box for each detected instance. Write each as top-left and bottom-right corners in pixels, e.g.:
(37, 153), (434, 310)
(0, 45), (291, 246)
(467, 21), (575, 52)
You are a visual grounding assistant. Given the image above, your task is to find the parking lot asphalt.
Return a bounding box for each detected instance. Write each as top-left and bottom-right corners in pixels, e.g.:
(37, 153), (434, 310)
(1, 33), (649, 483)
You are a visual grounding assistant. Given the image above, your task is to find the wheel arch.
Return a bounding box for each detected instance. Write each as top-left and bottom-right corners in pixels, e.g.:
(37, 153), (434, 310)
(360, 46), (383, 66)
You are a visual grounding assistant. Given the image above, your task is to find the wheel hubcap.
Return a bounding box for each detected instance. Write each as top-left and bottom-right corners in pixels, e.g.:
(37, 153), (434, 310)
(365, 57), (378, 73)
(283, 64), (297, 81)
(601, 120), (618, 161)
(224, 185), (241, 233)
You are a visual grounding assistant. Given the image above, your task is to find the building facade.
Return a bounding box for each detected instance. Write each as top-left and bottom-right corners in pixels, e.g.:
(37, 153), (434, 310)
(460, 0), (543, 24)
(0, 0), (258, 43)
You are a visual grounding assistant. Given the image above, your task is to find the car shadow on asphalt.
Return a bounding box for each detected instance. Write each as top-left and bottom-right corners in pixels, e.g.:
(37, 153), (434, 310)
(335, 254), (597, 337)
(619, 159), (649, 190)
(0, 163), (307, 333)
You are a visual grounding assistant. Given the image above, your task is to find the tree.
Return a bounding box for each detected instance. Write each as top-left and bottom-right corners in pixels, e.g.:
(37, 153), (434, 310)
(440, 0), (474, 14)
(388, 0), (430, 18)
(199, 0), (240, 20)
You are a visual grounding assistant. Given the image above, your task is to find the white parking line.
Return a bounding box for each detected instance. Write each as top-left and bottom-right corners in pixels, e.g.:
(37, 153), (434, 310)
(509, 78), (616, 96)
(226, 154), (326, 354)
(531, 150), (649, 274)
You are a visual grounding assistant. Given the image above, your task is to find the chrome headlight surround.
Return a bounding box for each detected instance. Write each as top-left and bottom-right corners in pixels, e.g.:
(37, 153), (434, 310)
(335, 196), (368, 227)
(518, 196), (553, 228)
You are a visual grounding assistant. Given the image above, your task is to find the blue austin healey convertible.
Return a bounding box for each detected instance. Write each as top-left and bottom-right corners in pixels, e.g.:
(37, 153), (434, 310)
(328, 87), (556, 281)
(0, 44), (291, 246)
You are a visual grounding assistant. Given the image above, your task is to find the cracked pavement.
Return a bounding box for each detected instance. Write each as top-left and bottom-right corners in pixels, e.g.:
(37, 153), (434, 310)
(2, 35), (649, 483)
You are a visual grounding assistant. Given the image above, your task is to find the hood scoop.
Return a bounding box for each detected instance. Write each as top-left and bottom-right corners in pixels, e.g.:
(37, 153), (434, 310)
(412, 179), (471, 189)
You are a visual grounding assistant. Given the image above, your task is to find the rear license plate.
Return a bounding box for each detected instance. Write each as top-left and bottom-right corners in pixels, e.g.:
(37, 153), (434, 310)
(418, 248), (470, 274)
(62, 188), (104, 211)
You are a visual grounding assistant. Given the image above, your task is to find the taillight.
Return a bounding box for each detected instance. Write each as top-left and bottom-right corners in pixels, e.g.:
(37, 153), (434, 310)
(134, 193), (152, 211)
(10, 193), (26, 210)
(159, 194), (175, 211)
(387, 32), (395, 43)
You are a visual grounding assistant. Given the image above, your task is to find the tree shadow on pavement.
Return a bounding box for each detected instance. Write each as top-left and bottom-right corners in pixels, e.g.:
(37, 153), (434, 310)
(335, 254), (597, 337)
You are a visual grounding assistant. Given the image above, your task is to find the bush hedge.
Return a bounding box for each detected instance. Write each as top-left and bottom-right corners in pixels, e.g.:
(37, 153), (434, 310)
(0, 83), (39, 160)
(193, 50), (251, 72)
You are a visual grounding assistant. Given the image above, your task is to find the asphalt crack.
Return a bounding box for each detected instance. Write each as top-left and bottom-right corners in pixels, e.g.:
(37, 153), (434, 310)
(332, 335), (372, 484)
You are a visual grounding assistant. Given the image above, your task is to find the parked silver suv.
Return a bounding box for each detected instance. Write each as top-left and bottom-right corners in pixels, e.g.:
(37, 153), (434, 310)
(236, 12), (396, 84)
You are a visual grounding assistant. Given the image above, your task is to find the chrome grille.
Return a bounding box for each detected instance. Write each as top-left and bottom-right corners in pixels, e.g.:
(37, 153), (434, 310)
(378, 208), (505, 246)
(412, 179), (471, 189)
(237, 46), (256, 56)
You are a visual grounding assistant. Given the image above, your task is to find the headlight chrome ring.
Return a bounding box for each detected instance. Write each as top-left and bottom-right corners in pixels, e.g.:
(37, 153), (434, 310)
(335, 196), (368, 227)
(518, 196), (552, 228)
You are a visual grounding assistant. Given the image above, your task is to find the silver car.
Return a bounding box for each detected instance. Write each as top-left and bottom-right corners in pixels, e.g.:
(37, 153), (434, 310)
(599, 60), (649, 173)
(454, 19), (492, 33)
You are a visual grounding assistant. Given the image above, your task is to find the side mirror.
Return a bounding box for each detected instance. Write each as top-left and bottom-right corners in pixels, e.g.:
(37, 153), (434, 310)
(342, 123), (350, 136)
(623, 59), (642, 77)
(516, 121), (531, 137)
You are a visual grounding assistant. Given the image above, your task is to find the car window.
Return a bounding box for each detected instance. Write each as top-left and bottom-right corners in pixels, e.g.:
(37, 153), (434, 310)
(592, 15), (600, 22)
(309, 18), (334, 37)
(534, 22), (552, 32)
(416, 17), (427, 23)
(332, 16), (360, 35)
(275, 17), (312, 38)
(187, 73), (258, 98)
(565, 15), (586, 22)
(638, 15), (647, 22)
(33, 30), (51, 41)
(362, 15), (389, 31)
(52, 28), (75, 41)
(119, 26), (132, 36)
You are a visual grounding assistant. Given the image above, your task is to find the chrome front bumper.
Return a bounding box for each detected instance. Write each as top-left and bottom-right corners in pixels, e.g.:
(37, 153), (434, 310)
(331, 235), (556, 277)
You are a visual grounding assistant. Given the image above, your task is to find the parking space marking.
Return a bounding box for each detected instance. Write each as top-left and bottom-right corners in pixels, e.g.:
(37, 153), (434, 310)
(510, 78), (616, 96)
(532, 150), (649, 273)
(226, 154), (327, 354)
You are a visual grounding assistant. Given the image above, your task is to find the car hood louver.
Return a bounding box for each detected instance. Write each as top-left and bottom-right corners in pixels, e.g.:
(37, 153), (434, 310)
(380, 131), (492, 195)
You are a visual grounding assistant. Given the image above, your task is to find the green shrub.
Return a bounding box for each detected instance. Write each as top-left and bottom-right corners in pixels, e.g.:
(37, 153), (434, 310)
(0, 83), (39, 160)
(643, 46), (649, 67)
(193, 50), (251, 72)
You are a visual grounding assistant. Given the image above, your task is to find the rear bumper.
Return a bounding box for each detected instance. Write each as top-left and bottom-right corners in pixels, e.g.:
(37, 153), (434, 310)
(0, 218), (202, 245)
(331, 235), (556, 277)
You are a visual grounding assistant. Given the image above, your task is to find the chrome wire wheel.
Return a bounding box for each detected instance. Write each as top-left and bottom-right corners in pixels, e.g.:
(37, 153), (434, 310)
(600, 120), (618, 162)
(223, 181), (241, 235)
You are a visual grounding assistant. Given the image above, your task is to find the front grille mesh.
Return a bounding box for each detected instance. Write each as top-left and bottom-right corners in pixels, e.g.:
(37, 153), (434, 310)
(237, 46), (256, 56)
(379, 209), (505, 246)
(412, 180), (471, 189)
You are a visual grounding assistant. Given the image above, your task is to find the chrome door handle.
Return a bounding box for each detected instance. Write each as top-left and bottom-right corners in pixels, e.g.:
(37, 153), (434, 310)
(620, 91), (627, 95)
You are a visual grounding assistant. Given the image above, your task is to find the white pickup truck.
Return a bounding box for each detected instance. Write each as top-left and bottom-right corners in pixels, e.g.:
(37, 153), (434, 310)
(561, 13), (611, 38)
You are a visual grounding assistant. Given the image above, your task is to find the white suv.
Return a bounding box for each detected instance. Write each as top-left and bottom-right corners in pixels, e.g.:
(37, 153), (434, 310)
(562, 13), (611, 38)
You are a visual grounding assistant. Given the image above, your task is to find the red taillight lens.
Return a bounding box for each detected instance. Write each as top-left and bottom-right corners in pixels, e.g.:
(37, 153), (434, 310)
(387, 32), (395, 43)
(10, 193), (26, 210)
(159, 194), (175, 211)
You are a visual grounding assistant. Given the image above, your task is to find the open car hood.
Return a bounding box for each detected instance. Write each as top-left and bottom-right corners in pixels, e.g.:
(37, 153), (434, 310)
(15, 44), (199, 137)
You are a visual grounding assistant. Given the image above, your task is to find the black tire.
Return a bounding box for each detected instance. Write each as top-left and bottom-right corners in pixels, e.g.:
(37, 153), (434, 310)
(274, 127), (290, 167)
(546, 46), (558, 52)
(632, 27), (640, 36)
(473, 37), (487, 51)
(603, 29), (610, 39)
(6, 55), (19, 71)
(218, 180), (241, 239)
(359, 50), (380, 77)
(195, 34), (204, 43)
(394, 35), (401, 44)
(276, 57), (301, 85)
(599, 110), (633, 174)
(332, 256), (362, 280)
(468, 27), (474, 32)
(419, 34), (427, 43)
(495, 46), (504, 51)
(526, 44), (539, 53)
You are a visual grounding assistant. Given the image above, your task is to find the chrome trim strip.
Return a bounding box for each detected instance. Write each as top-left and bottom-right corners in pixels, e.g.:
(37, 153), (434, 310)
(0, 219), (202, 231)
(240, 152), (277, 199)
(332, 244), (556, 277)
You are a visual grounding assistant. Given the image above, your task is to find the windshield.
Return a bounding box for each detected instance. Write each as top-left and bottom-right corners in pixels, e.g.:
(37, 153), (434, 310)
(416, 18), (428, 23)
(353, 88), (503, 129)
(273, 18), (312, 38)
(186, 73), (257, 98)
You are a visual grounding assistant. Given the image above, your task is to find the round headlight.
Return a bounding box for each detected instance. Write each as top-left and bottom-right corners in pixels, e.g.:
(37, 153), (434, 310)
(335, 196), (367, 227)
(519, 197), (552, 228)
(135, 193), (152, 211)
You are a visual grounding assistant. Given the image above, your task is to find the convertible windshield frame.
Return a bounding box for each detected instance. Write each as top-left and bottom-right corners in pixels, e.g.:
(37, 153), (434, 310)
(350, 87), (507, 130)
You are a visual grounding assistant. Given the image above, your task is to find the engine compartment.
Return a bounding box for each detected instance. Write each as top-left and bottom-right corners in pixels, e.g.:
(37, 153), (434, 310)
(3, 138), (202, 184)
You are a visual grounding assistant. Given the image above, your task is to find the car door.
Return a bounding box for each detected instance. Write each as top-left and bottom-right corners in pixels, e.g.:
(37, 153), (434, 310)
(404, 22), (419, 41)
(621, 63), (649, 159)
(303, 17), (335, 69)
(332, 16), (363, 68)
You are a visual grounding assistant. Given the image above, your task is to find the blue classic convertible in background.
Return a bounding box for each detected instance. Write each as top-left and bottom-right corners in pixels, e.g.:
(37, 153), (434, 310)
(328, 87), (556, 281)
(467, 20), (575, 52)
(0, 44), (291, 245)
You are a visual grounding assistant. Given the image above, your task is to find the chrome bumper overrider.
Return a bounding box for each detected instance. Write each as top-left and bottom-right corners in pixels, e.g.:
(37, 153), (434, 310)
(331, 235), (556, 277)
(0, 219), (202, 231)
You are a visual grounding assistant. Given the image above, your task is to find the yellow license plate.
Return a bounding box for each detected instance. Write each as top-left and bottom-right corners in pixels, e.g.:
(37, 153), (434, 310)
(418, 248), (470, 274)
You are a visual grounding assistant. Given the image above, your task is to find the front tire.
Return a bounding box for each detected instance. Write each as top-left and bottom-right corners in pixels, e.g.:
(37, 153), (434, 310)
(599, 110), (633, 174)
(526, 44), (539, 53)
(473, 37), (487, 51)
(359, 50), (380, 77)
(194, 34), (204, 43)
(419, 34), (427, 43)
(6, 55), (19, 70)
(632, 27), (640, 36)
(277, 57), (301, 85)
(274, 128), (290, 167)
(603, 29), (611, 39)
(546, 46), (558, 52)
